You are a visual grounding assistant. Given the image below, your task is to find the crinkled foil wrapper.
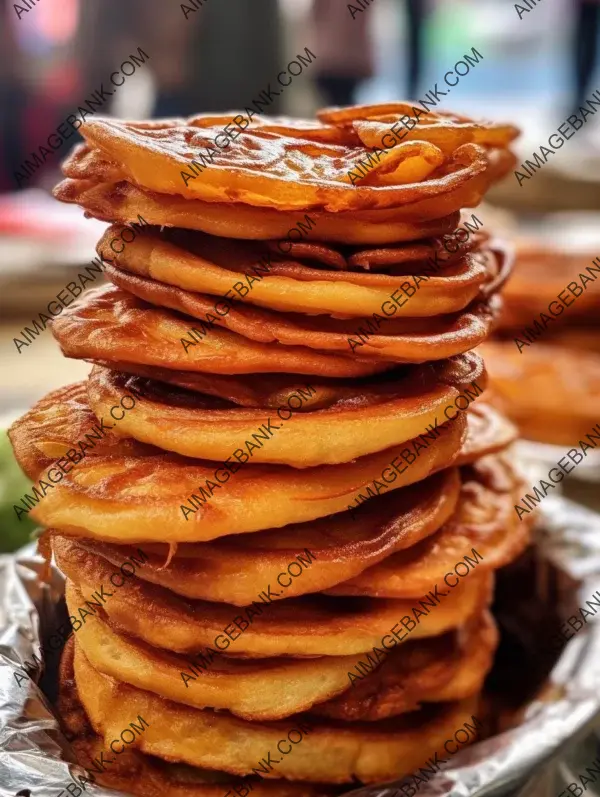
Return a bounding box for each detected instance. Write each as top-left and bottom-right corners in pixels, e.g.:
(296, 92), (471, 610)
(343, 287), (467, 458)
(2, 495), (600, 797)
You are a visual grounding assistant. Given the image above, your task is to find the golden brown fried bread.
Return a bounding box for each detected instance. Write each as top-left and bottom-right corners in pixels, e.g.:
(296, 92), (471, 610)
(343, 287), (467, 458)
(327, 454), (529, 598)
(54, 468), (460, 604)
(51, 286), (390, 377)
(314, 612), (497, 721)
(78, 116), (496, 212)
(481, 341), (600, 446)
(86, 356), (486, 465)
(454, 401), (517, 465)
(58, 538), (492, 656)
(7, 381), (153, 477)
(58, 640), (328, 797)
(99, 264), (500, 363)
(74, 641), (481, 784)
(21, 404), (466, 543)
(69, 582), (494, 722)
(498, 244), (600, 330)
(98, 224), (499, 318)
(53, 177), (464, 244)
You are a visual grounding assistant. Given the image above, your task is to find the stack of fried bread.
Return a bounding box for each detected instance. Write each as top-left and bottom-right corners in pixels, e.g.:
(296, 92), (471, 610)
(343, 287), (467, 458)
(9, 104), (529, 795)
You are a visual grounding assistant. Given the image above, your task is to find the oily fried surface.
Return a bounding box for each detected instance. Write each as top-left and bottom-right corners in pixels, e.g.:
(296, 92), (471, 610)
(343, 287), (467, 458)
(28, 413), (466, 543)
(454, 402), (517, 466)
(7, 381), (153, 477)
(481, 341), (600, 446)
(69, 582), (493, 722)
(51, 286), (391, 377)
(315, 611), (497, 721)
(74, 642), (481, 784)
(58, 538), (492, 656)
(53, 177), (463, 243)
(98, 224), (500, 319)
(78, 116), (495, 212)
(328, 454), (530, 599)
(85, 356), (485, 465)
(58, 640), (329, 797)
(104, 264), (499, 364)
(52, 469), (460, 604)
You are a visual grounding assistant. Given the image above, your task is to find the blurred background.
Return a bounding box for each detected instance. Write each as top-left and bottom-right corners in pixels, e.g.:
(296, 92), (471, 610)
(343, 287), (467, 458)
(1, 0), (600, 549)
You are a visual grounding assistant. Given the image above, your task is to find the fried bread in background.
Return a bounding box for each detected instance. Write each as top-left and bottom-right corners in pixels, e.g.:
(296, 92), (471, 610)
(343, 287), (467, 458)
(481, 341), (600, 447)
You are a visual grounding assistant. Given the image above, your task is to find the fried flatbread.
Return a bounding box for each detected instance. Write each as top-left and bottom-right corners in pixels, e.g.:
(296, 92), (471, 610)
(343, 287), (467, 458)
(69, 582), (493, 722)
(59, 538), (492, 656)
(53, 177), (464, 243)
(98, 224), (500, 319)
(74, 642), (481, 784)
(51, 286), (390, 377)
(58, 640), (328, 797)
(52, 468), (460, 604)
(327, 454), (529, 598)
(314, 611), (497, 721)
(79, 116), (495, 212)
(86, 357), (486, 465)
(26, 412), (465, 543)
(481, 341), (600, 446)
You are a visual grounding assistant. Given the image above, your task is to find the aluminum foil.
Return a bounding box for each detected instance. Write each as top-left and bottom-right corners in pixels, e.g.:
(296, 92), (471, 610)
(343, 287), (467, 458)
(1, 495), (600, 797)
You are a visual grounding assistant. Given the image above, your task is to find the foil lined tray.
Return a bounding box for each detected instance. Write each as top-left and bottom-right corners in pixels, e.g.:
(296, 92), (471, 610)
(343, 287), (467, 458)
(1, 495), (600, 797)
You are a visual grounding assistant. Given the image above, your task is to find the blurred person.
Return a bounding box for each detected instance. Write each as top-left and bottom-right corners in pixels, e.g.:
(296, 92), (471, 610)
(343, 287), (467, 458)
(78, 0), (283, 117)
(311, 0), (374, 107)
(405, 0), (427, 99)
(572, 0), (600, 115)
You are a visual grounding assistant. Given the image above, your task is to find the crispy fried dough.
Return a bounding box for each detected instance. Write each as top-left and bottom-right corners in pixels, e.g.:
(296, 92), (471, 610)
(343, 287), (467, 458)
(86, 358), (485, 465)
(59, 537), (492, 656)
(53, 177), (464, 243)
(98, 224), (497, 319)
(53, 469), (460, 604)
(67, 582), (365, 720)
(69, 582), (493, 722)
(104, 264), (498, 363)
(26, 414), (466, 543)
(74, 642), (480, 784)
(354, 119), (519, 156)
(79, 117), (492, 212)
(454, 402), (517, 465)
(51, 286), (390, 377)
(7, 381), (153, 477)
(187, 114), (361, 145)
(58, 641), (328, 797)
(315, 611), (497, 721)
(328, 454), (529, 598)
(481, 341), (600, 446)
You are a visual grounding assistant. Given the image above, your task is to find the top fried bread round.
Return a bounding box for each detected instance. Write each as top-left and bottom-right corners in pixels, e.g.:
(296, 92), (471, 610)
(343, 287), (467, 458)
(52, 468), (460, 604)
(98, 224), (501, 319)
(74, 643), (481, 784)
(78, 115), (499, 213)
(85, 354), (486, 465)
(51, 286), (390, 377)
